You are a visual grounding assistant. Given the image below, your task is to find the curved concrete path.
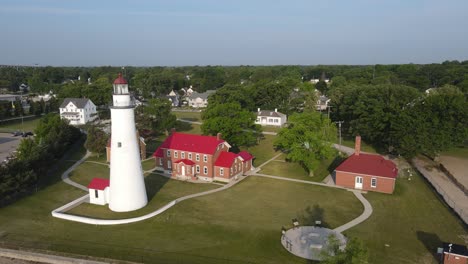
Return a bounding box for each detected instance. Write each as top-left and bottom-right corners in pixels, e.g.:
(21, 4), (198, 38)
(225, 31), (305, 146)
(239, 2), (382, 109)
(252, 173), (373, 233)
(52, 151), (245, 225)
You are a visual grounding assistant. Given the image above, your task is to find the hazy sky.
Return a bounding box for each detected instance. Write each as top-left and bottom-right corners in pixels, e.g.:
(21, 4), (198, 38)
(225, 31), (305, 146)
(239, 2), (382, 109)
(1, 0), (468, 66)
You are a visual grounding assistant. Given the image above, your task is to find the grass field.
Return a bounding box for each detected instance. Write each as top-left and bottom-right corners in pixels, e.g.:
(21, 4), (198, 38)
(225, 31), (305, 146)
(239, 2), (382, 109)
(347, 172), (467, 264)
(440, 147), (468, 159)
(240, 134), (278, 166)
(173, 111), (202, 122)
(0, 116), (41, 132)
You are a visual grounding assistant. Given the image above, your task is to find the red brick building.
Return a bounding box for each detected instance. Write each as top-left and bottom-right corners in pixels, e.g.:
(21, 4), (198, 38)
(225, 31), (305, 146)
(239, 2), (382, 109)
(334, 136), (398, 194)
(153, 132), (254, 182)
(440, 243), (468, 264)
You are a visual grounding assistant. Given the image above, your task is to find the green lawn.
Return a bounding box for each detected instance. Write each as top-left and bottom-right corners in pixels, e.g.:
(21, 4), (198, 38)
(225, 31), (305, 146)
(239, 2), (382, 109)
(440, 147), (468, 159)
(241, 134), (278, 166)
(173, 111), (202, 122)
(346, 172), (467, 264)
(142, 158), (156, 171)
(68, 173), (218, 219)
(69, 162), (110, 186)
(260, 155), (343, 183)
(0, 116), (41, 132)
(261, 126), (281, 133)
(0, 171), (362, 263)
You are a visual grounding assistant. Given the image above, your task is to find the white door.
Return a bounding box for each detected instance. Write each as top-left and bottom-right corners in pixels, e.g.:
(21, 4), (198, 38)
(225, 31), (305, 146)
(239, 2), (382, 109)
(355, 176), (363, 189)
(181, 165), (186, 176)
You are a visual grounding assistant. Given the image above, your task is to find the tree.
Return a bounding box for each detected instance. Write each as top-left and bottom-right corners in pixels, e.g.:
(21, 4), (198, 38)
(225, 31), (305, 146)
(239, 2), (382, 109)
(321, 236), (369, 264)
(315, 80), (328, 94)
(274, 111), (336, 176)
(201, 102), (262, 149)
(136, 98), (176, 134)
(85, 125), (109, 157)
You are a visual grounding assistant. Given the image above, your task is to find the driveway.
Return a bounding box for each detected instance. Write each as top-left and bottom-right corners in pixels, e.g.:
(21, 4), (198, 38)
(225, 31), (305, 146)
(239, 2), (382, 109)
(0, 133), (22, 162)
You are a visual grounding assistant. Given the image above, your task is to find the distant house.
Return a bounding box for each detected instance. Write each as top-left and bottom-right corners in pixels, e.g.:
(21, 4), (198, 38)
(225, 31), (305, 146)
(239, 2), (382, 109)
(334, 136), (398, 194)
(59, 98), (97, 125)
(167, 90), (179, 107)
(88, 178), (109, 205)
(255, 108), (287, 127)
(316, 95), (331, 111)
(153, 131), (254, 182)
(310, 79), (330, 84)
(188, 90), (215, 108)
(106, 132), (146, 163)
(439, 243), (468, 264)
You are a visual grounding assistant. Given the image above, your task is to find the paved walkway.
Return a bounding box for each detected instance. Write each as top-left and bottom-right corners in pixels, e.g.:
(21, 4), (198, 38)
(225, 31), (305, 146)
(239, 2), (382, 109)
(252, 173), (373, 233)
(61, 151), (90, 192)
(256, 153), (283, 169)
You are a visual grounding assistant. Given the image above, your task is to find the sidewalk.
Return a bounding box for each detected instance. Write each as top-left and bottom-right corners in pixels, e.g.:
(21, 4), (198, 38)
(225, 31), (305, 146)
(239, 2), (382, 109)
(412, 156), (468, 224)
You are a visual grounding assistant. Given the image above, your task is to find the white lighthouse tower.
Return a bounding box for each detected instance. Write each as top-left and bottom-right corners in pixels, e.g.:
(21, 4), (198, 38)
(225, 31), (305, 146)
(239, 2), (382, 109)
(108, 73), (148, 212)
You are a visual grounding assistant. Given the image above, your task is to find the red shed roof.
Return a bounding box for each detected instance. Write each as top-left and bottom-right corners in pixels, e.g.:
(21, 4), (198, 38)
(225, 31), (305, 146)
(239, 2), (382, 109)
(335, 153), (398, 179)
(174, 159), (195, 165)
(153, 132), (225, 156)
(215, 152), (242, 168)
(88, 178), (110, 190)
(113, 73), (127, 84)
(238, 151), (253, 161)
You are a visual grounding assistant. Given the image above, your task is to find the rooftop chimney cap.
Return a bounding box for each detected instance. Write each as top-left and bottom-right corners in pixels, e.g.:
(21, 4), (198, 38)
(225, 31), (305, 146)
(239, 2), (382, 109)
(355, 135), (361, 156)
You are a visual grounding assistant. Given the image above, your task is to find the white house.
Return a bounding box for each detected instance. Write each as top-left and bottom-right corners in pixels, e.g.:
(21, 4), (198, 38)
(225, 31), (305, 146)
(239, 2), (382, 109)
(59, 98), (97, 125)
(255, 108), (287, 127)
(88, 178), (110, 205)
(188, 90), (215, 108)
(316, 95), (331, 111)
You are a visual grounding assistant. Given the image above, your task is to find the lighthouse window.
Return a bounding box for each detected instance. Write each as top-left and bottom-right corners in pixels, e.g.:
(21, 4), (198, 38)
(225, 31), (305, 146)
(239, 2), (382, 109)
(117, 142), (122, 148)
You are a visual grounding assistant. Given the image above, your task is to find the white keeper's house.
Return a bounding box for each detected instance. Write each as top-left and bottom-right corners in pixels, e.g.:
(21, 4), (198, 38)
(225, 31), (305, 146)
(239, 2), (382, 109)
(59, 98), (97, 125)
(255, 108), (287, 127)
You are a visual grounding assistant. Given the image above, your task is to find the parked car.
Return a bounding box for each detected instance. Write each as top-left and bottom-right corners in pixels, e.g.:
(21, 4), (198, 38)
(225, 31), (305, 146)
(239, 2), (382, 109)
(12, 131), (22, 137)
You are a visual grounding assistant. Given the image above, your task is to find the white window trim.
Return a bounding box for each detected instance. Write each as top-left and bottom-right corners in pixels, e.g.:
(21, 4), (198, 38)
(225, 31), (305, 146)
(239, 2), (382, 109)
(220, 168), (224, 176)
(371, 178), (377, 188)
(188, 153), (192, 160)
(159, 158), (162, 165)
(203, 166), (208, 175)
(174, 151), (178, 158)
(181, 152), (185, 159)
(203, 155), (207, 162)
(196, 154), (200, 161)
(167, 150), (170, 157)
(196, 165), (200, 173)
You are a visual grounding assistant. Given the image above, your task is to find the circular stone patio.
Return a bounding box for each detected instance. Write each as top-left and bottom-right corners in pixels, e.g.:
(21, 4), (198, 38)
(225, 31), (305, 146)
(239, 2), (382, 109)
(281, 226), (347, 261)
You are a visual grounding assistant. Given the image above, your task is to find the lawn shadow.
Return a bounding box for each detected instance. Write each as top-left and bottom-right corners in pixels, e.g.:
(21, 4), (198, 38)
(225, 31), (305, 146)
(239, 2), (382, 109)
(297, 204), (329, 228)
(144, 173), (171, 202)
(179, 117), (198, 122)
(175, 120), (194, 132)
(327, 155), (346, 174)
(416, 231), (442, 262)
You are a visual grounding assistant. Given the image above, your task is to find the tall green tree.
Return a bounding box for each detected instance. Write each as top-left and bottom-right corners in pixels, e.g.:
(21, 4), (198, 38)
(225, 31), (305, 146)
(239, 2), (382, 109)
(85, 126), (109, 157)
(201, 102), (262, 149)
(136, 98), (176, 134)
(321, 236), (369, 264)
(274, 111), (336, 175)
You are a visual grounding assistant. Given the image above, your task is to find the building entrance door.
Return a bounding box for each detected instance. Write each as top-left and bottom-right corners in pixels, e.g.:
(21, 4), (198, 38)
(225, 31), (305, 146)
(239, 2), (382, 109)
(355, 176), (363, 189)
(181, 165), (185, 176)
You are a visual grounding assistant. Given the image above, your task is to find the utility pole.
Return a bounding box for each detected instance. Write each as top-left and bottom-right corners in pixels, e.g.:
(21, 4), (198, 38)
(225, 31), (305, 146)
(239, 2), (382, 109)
(334, 121), (344, 147)
(327, 105), (333, 119)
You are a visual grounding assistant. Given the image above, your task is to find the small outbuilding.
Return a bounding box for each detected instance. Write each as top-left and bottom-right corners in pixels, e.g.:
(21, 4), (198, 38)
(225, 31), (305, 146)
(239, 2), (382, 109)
(439, 243), (468, 264)
(87, 178), (110, 205)
(334, 136), (398, 194)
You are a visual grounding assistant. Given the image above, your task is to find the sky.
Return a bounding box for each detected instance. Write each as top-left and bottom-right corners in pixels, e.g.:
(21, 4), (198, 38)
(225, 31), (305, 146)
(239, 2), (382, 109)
(0, 0), (468, 66)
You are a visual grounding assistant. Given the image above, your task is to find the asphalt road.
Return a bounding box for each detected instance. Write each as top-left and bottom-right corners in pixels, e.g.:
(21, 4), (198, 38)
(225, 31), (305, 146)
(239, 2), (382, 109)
(0, 133), (22, 163)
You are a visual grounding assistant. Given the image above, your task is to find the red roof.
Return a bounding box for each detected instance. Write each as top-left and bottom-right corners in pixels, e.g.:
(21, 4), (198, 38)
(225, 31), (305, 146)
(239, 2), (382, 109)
(174, 159), (195, 165)
(335, 153), (398, 179)
(88, 178), (110, 190)
(214, 152), (240, 168)
(153, 132), (225, 156)
(113, 73), (127, 84)
(238, 151), (253, 161)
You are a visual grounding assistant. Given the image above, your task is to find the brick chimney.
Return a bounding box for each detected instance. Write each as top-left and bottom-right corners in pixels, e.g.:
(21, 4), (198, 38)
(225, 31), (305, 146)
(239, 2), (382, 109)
(355, 135), (361, 156)
(217, 133), (222, 140)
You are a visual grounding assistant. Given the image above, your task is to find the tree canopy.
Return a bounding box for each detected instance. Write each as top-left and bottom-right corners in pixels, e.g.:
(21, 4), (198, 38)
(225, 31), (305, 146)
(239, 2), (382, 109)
(274, 111), (336, 175)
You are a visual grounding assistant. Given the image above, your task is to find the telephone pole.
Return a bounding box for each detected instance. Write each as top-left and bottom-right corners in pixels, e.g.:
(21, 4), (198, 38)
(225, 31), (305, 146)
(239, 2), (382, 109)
(334, 121), (344, 147)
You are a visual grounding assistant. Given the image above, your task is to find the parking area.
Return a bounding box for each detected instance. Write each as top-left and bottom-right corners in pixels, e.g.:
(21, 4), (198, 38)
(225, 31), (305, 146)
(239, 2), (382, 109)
(0, 133), (22, 163)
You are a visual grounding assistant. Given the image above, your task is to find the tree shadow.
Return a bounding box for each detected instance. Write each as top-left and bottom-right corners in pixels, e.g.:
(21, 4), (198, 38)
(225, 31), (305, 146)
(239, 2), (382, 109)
(297, 204), (329, 228)
(144, 173), (171, 202)
(416, 231), (442, 262)
(327, 155), (346, 174)
(175, 120), (194, 132)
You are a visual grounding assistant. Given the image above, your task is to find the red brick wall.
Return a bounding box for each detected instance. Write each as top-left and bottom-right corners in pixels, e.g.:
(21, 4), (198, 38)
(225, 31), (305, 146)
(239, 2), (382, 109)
(335, 171), (395, 194)
(242, 160), (252, 174)
(443, 253), (468, 264)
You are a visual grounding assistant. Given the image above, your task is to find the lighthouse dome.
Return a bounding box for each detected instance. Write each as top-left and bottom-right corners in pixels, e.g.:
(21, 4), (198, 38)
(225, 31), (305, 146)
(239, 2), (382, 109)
(113, 73), (127, 84)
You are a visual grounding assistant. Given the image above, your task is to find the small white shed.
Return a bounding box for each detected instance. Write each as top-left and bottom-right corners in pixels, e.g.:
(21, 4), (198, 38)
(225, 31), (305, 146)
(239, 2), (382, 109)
(87, 178), (110, 205)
